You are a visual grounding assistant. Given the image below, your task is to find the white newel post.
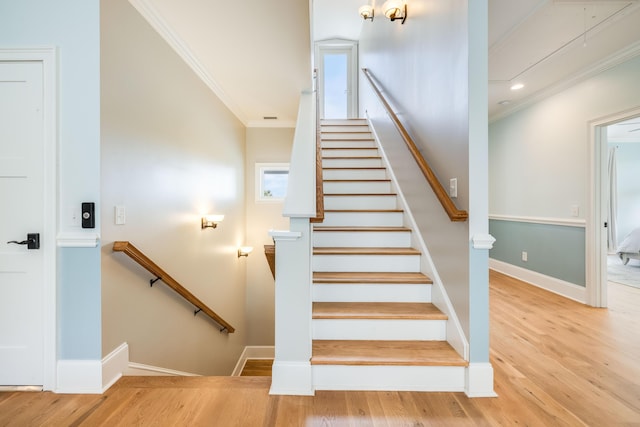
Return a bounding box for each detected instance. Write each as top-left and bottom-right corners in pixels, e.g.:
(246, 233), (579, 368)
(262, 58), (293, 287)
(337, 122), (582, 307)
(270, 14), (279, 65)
(269, 221), (313, 395)
(268, 91), (316, 395)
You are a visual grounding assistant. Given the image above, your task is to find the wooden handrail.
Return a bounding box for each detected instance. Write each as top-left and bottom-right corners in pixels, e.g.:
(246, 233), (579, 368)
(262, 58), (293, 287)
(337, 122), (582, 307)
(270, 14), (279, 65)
(361, 68), (468, 222)
(311, 89), (325, 223)
(112, 241), (235, 333)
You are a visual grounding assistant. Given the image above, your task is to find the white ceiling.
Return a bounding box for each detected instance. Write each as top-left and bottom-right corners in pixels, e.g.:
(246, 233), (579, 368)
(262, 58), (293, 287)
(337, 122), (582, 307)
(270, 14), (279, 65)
(130, 0), (640, 127)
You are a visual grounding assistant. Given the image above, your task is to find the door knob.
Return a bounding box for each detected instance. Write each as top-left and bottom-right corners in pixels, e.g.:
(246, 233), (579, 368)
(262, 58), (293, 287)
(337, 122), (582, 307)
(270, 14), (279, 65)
(6, 233), (40, 250)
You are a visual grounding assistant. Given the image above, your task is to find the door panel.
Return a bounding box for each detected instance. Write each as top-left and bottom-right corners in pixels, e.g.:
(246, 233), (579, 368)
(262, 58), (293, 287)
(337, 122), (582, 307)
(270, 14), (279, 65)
(0, 61), (45, 386)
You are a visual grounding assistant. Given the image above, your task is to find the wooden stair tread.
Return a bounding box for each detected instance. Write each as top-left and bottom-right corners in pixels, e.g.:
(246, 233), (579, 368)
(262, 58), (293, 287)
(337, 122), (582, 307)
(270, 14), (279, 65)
(311, 340), (467, 366)
(323, 156), (381, 160)
(323, 179), (391, 182)
(313, 226), (411, 232)
(312, 302), (446, 320)
(324, 209), (403, 213)
(313, 247), (420, 255)
(323, 167), (386, 170)
(324, 193), (396, 196)
(314, 272), (432, 284)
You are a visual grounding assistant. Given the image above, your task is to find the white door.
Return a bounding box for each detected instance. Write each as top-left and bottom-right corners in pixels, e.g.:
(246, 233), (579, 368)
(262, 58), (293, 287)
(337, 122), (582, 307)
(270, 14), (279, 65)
(317, 42), (358, 119)
(0, 60), (45, 386)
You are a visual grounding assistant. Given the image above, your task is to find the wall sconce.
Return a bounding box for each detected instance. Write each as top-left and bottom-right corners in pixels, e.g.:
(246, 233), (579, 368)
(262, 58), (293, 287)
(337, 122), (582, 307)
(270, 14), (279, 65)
(237, 246), (253, 258)
(382, 0), (407, 24)
(359, 4), (374, 21)
(201, 214), (224, 229)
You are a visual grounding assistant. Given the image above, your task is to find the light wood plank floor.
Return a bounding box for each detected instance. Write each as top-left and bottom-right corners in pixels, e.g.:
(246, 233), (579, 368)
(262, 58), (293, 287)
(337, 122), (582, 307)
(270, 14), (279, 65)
(1, 271), (638, 426)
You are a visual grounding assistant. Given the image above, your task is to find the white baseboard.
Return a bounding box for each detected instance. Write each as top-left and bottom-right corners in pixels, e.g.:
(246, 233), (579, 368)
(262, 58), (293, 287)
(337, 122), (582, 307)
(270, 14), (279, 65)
(125, 362), (199, 377)
(465, 363), (497, 397)
(231, 346), (275, 376)
(489, 259), (587, 303)
(269, 361), (314, 395)
(56, 360), (103, 394)
(102, 342), (129, 391)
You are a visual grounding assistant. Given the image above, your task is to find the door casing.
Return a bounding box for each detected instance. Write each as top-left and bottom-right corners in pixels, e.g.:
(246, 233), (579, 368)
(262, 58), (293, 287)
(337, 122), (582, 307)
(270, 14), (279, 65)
(315, 39), (358, 119)
(588, 106), (640, 307)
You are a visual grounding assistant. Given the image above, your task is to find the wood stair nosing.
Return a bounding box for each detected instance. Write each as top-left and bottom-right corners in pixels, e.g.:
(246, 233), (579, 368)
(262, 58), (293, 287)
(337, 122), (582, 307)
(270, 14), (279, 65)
(313, 272), (432, 284)
(311, 340), (468, 367)
(312, 302), (447, 320)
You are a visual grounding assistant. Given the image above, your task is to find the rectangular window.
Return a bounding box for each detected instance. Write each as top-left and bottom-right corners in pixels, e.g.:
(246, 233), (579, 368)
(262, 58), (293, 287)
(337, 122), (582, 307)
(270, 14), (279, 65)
(256, 163), (289, 202)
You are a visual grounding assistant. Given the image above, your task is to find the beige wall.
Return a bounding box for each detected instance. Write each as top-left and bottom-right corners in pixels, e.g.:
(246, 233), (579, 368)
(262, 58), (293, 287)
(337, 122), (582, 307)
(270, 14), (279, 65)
(101, 0), (247, 374)
(244, 128), (294, 345)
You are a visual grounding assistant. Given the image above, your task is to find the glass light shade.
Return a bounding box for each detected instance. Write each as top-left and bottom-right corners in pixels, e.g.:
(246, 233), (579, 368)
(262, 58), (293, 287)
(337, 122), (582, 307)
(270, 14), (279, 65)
(201, 214), (224, 229)
(359, 5), (374, 20)
(383, 0), (402, 19)
(204, 214), (224, 223)
(238, 246), (254, 257)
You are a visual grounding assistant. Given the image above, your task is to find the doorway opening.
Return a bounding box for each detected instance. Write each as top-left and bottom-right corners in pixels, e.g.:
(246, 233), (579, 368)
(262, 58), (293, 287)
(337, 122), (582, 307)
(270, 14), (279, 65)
(315, 40), (358, 119)
(590, 108), (640, 307)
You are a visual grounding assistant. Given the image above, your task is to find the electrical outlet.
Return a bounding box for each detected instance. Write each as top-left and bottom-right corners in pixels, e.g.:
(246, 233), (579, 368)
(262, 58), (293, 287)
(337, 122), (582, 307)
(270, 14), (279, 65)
(522, 251), (528, 262)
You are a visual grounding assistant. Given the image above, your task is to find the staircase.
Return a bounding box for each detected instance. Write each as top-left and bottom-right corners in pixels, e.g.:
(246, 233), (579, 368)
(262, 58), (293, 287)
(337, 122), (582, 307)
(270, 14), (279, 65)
(310, 119), (467, 391)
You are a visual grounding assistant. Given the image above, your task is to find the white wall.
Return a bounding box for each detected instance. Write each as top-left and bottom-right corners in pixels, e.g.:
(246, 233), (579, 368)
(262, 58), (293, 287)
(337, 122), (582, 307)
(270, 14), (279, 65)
(490, 56), (640, 221)
(244, 128), (293, 345)
(101, 0), (247, 375)
(358, 0), (478, 349)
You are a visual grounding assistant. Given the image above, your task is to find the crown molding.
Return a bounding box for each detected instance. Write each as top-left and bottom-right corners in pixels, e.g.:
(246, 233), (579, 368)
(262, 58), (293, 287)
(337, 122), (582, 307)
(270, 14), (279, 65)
(490, 40), (640, 123)
(128, 0), (249, 126)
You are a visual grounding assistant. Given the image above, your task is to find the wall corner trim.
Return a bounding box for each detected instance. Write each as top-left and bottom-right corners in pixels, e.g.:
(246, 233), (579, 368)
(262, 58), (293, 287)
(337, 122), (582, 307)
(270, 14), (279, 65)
(472, 234), (496, 250)
(465, 363), (497, 398)
(102, 342), (129, 392)
(56, 359), (103, 394)
(269, 361), (314, 395)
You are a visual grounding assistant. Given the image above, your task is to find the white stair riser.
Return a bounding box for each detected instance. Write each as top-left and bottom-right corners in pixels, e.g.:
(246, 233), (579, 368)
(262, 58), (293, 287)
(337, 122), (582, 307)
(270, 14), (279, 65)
(321, 119), (368, 126)
(312, 365), (466, 392)
(323, 181), (392, 194)
(313, 254), (420, 272)
(322, 211), (404, 227)
(324, 195), (397, 210)
(312, 319), (446, 340)
(321, 133), (372, 140)
(322, 140), (377, 149)
(323, 169), (387, 180)
(313, 230), (411, 247)
(322, 148), (379, 157)
(323, 158), (383, 168)
(312, 283), (432, 303)
(321, 125), (370, 133)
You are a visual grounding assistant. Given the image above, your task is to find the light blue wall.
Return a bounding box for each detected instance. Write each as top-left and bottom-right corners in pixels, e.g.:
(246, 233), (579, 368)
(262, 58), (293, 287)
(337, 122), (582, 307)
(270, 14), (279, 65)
(490, 220), (586, 286)
(0, 0), (102, 359)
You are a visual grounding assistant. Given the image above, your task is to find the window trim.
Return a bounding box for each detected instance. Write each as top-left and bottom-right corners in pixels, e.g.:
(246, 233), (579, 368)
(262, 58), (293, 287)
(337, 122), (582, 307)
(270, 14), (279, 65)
(255, 162), (290, 202)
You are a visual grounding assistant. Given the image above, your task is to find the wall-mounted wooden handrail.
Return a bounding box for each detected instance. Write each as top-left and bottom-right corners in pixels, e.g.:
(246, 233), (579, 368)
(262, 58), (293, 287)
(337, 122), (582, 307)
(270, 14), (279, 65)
(113, 241), (235, 333)
(311, 89), (325, 223)
(361, 68), (468, 222)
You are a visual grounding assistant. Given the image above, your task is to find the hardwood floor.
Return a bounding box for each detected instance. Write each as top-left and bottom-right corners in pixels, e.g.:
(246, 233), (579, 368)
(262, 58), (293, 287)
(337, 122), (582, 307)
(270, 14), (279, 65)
(1, 271), (638, 426)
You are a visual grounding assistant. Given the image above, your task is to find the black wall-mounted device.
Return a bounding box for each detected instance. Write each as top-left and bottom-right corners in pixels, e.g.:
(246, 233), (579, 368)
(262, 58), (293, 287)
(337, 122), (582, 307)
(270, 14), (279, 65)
(81, 202), (95, 229)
